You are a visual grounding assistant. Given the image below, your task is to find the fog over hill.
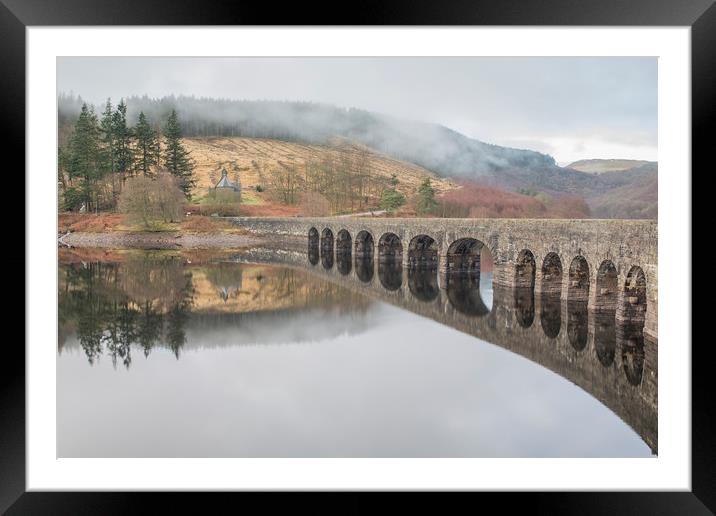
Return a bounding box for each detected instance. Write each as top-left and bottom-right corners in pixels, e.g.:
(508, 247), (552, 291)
(57, 94), (657, 219)
(58, 94), (555, 177)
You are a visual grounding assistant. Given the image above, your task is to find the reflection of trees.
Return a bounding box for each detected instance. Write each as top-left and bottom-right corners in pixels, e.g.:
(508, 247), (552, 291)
(58, 256), (194, 368)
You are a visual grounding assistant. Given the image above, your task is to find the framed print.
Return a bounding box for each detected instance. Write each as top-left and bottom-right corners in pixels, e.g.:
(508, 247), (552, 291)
(4, 0), (711, 512)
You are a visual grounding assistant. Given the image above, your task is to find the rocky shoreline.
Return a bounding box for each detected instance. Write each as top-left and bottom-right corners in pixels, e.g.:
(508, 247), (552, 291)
(59, 231), (267, 249)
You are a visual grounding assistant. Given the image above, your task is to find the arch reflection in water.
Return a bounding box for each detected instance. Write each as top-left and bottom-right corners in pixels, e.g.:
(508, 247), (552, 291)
(408, 264), (439, 302)
(513, 287), (535, 328)
(619, 322), (645, 386)
(446, 272), (490, 316)
(379, 257), (403, 291)
(594, 311), (617, 367)
(566, 300), (588, 351)
(540, 293), (561, 339)
(355, 254), (374, 283)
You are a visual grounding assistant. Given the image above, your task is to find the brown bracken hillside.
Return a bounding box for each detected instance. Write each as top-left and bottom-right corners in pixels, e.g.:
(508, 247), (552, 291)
(183, 136), (458, 207)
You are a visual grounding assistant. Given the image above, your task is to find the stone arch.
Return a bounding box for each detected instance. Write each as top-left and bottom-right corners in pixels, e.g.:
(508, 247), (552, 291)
(336, 229), (352, 255)
(568, 256), (590, 302)
(541, 252), (563, 295)
(320, 228), (334, 270)
(307, 227), (319, 266)
(515, 249), (536, 289)
(378, 232), (403, 262)
(336, 231), (352, 276)
(595, 260), (618, 312)
(354, 230), (374, 258)
(622, 266), (647, 323)
(320, 228), (334, 254)
(446, 238), (482, 274)
(408, 235), (438, 267)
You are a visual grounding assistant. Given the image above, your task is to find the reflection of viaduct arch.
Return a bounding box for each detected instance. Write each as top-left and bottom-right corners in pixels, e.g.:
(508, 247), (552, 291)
(232, 244), (658, 454)
(230, 216), (658, 342)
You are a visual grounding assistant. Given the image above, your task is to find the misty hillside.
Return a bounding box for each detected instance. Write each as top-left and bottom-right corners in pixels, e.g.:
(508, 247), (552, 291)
(58, 94), (657, 219)
(58, 93), (555, 178)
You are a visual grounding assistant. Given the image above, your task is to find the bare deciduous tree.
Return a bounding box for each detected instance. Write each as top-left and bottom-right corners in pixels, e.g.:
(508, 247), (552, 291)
(118, 173), (185, 229)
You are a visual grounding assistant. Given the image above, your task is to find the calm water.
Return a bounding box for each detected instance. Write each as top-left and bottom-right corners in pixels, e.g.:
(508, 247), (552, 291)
(57, 250), (655, 457)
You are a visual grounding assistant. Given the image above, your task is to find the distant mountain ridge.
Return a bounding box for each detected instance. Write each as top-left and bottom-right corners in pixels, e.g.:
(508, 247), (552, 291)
(567, 159), (654, 174)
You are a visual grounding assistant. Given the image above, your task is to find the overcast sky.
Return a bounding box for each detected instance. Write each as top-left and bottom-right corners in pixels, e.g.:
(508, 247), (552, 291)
(57, 57), (657, 165)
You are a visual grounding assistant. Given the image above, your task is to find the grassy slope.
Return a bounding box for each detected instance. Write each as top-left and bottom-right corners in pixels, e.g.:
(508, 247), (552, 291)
(183, 136), (458, 208)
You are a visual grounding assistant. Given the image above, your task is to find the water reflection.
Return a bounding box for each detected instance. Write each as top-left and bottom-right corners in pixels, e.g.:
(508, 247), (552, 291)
(619, 322), (645, 386)
(355, 255), (374, 283)
(567, 300), (588, 351)
(58, 250), (657, 457)
(336, 250), (352, 275)
(59, 257), (194, 367)
(408, 265), (439, 302)
(540, 293), (561, 339)
(378, 257), (403, 291)
(513, 287), (535, 328)
(446, 272), (489, 316)
(594, 312), (617, 367)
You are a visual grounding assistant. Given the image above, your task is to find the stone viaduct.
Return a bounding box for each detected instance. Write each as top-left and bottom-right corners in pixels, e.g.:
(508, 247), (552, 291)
(230, 217), (658, 343)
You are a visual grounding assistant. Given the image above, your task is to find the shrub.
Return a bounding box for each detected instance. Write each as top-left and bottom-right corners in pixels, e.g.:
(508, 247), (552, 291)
(118, 173), (185, 229)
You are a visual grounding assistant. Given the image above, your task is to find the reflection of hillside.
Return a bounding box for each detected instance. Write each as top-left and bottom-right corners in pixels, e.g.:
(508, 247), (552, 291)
(59, 256), (372, 366)
(193, 262), (367, 314)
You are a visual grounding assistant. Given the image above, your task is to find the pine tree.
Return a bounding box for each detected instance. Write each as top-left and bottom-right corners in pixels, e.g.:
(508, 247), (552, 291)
(133, 111), (160, 177)
(113, 99), (133, 182)
(99, 99), (119, 203)
(162, 109), (195, 198)
(66, 103), (103, 211)
(416, 177), (438, 215)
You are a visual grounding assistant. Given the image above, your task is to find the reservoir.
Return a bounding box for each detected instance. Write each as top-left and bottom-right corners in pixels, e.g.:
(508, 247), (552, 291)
(57, 249), (655, 457)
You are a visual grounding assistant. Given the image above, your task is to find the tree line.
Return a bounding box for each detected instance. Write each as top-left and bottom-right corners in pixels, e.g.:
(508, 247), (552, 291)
(257, 142), (437, 216)
(58, 98), (195, 213)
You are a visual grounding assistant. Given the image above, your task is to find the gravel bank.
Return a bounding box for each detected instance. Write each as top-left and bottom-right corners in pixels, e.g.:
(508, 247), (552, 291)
(59, 231), (267, 249)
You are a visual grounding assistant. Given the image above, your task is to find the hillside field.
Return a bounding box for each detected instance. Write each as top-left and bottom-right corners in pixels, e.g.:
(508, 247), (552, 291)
(183, 136), (458, 214)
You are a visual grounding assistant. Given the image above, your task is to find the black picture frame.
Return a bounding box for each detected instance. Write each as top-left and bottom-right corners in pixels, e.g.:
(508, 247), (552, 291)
(3, 0), (708, 513)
